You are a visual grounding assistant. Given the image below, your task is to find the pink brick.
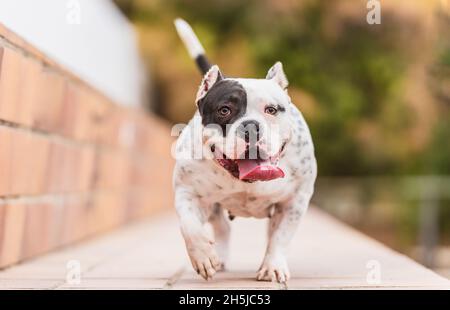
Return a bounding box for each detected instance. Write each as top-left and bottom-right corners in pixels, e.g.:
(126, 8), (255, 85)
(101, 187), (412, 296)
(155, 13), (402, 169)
(0, 126), (12, 196)
(32, 67), (65, 133)
(0, 48), (22, 123)
(0, 46), (4, 78)
(10, 130), (34, 195)
(0, 204), (26, 267)
(60, 82), (80, 139)
(8, 130), (49, 196)
(22, 202), (50, 259)
(0, 204), (5, 258)
(18, 56), (42, 127)
(28, 134), (50, 195)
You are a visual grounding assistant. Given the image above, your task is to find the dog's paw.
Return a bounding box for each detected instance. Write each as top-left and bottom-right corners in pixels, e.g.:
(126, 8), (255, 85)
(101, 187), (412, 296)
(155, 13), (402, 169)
(215, 240), (229, 271)
(187, 238), (222, 280)
(256, 253), (290, 283)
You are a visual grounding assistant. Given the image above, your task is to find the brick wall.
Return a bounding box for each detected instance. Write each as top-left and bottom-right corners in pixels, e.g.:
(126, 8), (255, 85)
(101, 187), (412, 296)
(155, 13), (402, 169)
(0, 23), (174, 268)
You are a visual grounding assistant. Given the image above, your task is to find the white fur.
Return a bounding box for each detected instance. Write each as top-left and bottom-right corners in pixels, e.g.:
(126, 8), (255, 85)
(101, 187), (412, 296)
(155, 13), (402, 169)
(196, 65), (222, 104)
(174, 18), (205, 58)
(266, 62), (289, 90)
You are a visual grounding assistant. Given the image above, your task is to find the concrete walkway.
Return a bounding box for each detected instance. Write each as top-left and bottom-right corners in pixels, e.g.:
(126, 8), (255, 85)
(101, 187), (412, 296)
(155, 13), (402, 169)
(0, 208), (448, 290)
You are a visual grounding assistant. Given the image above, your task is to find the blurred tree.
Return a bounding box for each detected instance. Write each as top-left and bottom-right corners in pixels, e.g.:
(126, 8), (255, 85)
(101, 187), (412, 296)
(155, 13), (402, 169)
(421, 10), (450, 175)
(115, 0), (447, 177)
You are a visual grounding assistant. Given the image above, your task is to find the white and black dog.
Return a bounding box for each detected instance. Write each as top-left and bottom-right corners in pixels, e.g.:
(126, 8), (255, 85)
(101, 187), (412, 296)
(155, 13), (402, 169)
(173, 19), (317, 283)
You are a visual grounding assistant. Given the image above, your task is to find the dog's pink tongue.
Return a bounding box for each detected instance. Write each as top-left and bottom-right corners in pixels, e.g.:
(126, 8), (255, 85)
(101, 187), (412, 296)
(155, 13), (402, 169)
(237, 159), (284, 181)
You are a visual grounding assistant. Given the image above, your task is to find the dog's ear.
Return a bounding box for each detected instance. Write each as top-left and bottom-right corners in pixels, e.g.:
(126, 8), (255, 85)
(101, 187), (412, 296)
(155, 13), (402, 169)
(196, 65), (223, 104)
(266, 61), (288, 90)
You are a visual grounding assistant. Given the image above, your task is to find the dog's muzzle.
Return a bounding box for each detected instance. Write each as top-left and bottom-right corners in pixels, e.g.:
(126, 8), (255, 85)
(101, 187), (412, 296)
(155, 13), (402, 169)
(211, 143), (286, 182)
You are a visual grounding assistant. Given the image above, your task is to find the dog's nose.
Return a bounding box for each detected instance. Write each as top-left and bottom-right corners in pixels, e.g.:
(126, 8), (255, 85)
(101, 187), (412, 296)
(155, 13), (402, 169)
(238, 120), (263, 143)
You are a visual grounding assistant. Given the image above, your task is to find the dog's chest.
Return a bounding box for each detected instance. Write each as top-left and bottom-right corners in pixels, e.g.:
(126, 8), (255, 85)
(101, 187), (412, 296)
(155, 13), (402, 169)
(193, 167), (298, 218)
(213, 191), (277, 218)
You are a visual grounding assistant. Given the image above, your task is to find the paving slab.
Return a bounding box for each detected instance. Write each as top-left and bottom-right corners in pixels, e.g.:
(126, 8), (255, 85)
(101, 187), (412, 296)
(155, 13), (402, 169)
(0, 208), (448, 290)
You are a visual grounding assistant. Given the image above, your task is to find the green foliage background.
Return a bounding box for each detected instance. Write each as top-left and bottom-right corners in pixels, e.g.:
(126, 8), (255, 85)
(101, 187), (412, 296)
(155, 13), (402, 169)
(116, 0), (450, 177)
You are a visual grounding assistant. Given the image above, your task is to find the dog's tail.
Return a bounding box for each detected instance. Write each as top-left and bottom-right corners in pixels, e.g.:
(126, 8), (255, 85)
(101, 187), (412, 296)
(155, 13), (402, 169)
(174, 18), (212, 75)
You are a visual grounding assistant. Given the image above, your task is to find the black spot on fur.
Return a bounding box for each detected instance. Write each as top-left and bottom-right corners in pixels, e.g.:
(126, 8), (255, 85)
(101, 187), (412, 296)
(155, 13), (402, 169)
(197, 79), (247, 136)
(228, 212), (235, 221)
(276, 104), (286, 113)
(209, 203), (222, 220)
(195, 54), (211, 74)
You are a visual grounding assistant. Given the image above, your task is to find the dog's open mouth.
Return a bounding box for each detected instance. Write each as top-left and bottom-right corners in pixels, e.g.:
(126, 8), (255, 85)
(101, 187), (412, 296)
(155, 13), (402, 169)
(211, 144), (285, 182)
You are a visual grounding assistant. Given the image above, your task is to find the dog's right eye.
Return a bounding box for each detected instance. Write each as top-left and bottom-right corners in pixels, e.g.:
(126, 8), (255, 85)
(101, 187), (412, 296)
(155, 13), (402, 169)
(218, 106), (232, 117)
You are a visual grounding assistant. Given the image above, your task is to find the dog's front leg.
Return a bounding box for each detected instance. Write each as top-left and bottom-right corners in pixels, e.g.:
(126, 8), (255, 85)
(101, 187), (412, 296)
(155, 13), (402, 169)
(257, 194), (309, 283)
(175, 187), (221, 280)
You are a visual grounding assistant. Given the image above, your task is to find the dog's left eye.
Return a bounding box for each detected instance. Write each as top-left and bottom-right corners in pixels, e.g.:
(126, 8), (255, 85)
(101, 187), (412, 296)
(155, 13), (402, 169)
(265, 106), (278, 115)
(218, 106), (232, 117)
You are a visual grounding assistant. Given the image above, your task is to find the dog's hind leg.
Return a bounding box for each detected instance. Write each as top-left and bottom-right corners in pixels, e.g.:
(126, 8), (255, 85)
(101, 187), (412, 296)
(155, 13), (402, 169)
(209, 203), (230, 270)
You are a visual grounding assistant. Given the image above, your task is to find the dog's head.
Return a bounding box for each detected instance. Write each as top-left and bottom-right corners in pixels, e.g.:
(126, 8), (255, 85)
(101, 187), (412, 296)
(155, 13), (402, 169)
(196, 62), (293, 182)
